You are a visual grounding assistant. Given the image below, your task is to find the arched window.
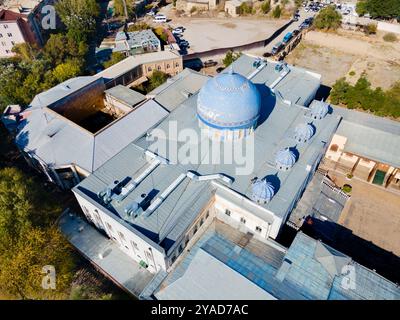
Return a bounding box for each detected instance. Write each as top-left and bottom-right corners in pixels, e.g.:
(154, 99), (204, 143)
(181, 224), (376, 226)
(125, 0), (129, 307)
(330, 144), (339, 152)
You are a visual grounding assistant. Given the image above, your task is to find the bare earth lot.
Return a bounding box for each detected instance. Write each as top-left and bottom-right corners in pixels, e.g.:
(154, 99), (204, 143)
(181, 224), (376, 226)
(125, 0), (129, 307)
(286, 30), (400, 88)
(328, 172), (400, 257)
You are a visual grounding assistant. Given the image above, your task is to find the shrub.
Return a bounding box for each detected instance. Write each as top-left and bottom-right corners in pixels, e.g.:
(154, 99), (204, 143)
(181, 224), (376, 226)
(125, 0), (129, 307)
(349, 70), (356, 76)
(261, 0), (271, 14)
(190, 6), (197, 14)
(272, 5), (282, 18)
(314, 5), (342, 30)
(127, 22), (150, 32)
(383, 32), (397, 42)
(238, 2), (253, 15)
(342, 184), (352, 194)
(222, 50), (242, 67)
(364, 23), (377, 35)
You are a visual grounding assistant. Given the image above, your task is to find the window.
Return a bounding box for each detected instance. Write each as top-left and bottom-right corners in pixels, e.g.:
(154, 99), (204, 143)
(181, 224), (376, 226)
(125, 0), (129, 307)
(148, 66), (152, 71)
(7, 33), (12, 37)
(178, 244), (184, 253)
(240, 217), (246, 224)
(157, 65), (161, 70)
(225, 209), (231, 216)
(11, 41), (14, 45)
(1, 42), (5, 46)
(255, 226), (262, 233)
(166, 64), (170, 69)
(206, 211), (209, 219)
(4, 25), (8, 29)
(0, 34), (2, 38)
(193, 226), (198, 235)
(171, 255), (176, 263)
(131, 240), (139, 254)
(175, 62), (179, 67)
(117, 231), (126, 245)
(200, 218), (204, 226)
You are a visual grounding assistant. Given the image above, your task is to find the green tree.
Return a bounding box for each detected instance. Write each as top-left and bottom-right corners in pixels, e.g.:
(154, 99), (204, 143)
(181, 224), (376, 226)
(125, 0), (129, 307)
(314, 5), (342, 30)
(103, 52), (126, 68)
(238, 2), (253, 15)
(52, 59), (82, 83)
(222, 50), (242, 67)
(147, 70), (169, 92)
(356, 0), (400, 19)
(272, 5), (282, 18)
(55, 0), (100, 42)
(127, 22), (150, 32)
(261, 0), (271, 14)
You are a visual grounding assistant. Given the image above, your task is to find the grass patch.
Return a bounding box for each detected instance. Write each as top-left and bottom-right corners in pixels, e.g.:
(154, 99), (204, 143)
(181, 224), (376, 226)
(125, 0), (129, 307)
(383, 33), (398, 42)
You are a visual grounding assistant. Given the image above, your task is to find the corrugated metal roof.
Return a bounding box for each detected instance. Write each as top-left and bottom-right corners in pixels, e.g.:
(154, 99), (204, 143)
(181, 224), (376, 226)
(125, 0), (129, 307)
(104, 85), (146, 107)
(148, 68), (209, 112)
(155, 247), (277, 300)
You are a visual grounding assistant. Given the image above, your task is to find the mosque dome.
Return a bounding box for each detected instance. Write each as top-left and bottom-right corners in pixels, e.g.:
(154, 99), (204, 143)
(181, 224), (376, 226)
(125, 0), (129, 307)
(310, 100), (329, 120)
(197, 70), (261, 140)
(251, 179), (275, 204)
(294, 123), (315, 143)
(275, 148), (297, 171)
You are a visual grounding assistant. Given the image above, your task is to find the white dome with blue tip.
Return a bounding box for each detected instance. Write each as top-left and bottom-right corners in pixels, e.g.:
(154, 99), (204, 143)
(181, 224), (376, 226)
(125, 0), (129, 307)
(197, 69), (261, 140)
(251, 179), (275, 204)
(276, 148), (297, 171)
(310, 100), (329, 120)
(294, 123), (314, 143)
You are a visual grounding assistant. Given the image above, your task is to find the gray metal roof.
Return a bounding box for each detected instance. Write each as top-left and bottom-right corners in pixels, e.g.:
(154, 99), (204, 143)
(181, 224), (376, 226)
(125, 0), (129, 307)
(332, 108), (400, 167)
(17, 99), (168, 172)
(155, 247), (277, 300)
(105, 85), (146, 108)
(30, 76), (99, 109)
(75, 54), (341, 253)
(147, 68), (209, 112)
(113, 30), (160, 53)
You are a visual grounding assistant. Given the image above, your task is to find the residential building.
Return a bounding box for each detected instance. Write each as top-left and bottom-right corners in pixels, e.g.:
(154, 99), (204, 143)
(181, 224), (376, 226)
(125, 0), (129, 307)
(113, 30), (161, 56)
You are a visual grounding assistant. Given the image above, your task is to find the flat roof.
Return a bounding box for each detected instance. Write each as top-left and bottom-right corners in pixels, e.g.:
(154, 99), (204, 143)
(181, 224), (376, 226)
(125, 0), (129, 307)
(333, 106), (400, 168)
(147, 68), (209, 112)
(75, 54), (340, 252)
(105, 85), (146, 107)
(96, 50), (181, 81)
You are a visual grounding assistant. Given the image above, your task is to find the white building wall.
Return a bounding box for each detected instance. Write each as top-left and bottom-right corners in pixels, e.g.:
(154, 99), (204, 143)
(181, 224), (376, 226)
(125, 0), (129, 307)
(0, 22), (25, 57)
(73, 192), (168, 273)
(214, 195), (279, 239)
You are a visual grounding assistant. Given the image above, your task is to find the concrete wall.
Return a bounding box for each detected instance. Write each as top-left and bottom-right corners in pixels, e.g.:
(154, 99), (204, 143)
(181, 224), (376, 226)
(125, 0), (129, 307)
(49, 79), (106, 123)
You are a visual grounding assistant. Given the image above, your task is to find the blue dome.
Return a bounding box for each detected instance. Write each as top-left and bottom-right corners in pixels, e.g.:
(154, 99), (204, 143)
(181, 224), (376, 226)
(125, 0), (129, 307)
(276, 148), (297, 170)
(294, 123), (314, 143)
(251, 179), (275, 204)
(197, 71), (261, 129)
(311, 100), (329, 119)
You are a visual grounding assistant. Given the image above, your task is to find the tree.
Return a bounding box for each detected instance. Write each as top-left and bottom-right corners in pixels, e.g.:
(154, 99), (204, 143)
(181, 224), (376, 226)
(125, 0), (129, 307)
(314, 5), (342, 30)
(272, 5), (282, 18)
(238, 2), (253, 15)
(52, 59), (82, 83)
(364, 23), (377, 35)
(147, 70), (168, 92)
(103, 52), (126, 68)
(127, 22), (150, 32)
(356, 0), (400, 19)
(0, 167), (74, 299)
(114, 0), (135, 19)
(55, 0), (100, 42)
(261, 0), (271, 14)
(222, 50), (242, 67)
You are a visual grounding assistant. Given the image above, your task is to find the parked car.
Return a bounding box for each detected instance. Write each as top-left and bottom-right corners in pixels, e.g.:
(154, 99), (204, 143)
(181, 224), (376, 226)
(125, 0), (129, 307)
(203, 59), (218, 68)
(153, 14), (167, 23)
(173, 26), (185, 34)
(282, 32), (293, 45)
(271, 41), (284, 55)
(293, 29), (300, 36)
(179, 40), (189, 47)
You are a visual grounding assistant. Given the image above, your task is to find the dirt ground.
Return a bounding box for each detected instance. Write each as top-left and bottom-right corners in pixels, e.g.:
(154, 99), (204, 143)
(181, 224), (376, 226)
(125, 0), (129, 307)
(328, 172), (400, 257)
(286, 29), (400, 88)
(153, 4), (288, 53)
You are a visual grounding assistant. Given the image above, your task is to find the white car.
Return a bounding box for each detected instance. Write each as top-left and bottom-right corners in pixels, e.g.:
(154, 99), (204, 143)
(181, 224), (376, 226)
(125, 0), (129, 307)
(153, 15), (167, 23)
(173, 27), (184, 34)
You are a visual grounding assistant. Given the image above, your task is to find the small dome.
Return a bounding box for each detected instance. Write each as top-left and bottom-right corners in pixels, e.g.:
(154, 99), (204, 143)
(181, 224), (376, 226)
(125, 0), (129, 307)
(310, 100), (329, 120)
(197, 71), (261, 130)
(276, 148), (297, 171)
(294, 123), (315, 143)
(251, 179), (275, 204)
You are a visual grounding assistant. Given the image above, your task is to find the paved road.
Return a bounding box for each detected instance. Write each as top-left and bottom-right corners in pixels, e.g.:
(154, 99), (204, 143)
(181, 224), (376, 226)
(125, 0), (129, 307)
(263, 8), (316, 54)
